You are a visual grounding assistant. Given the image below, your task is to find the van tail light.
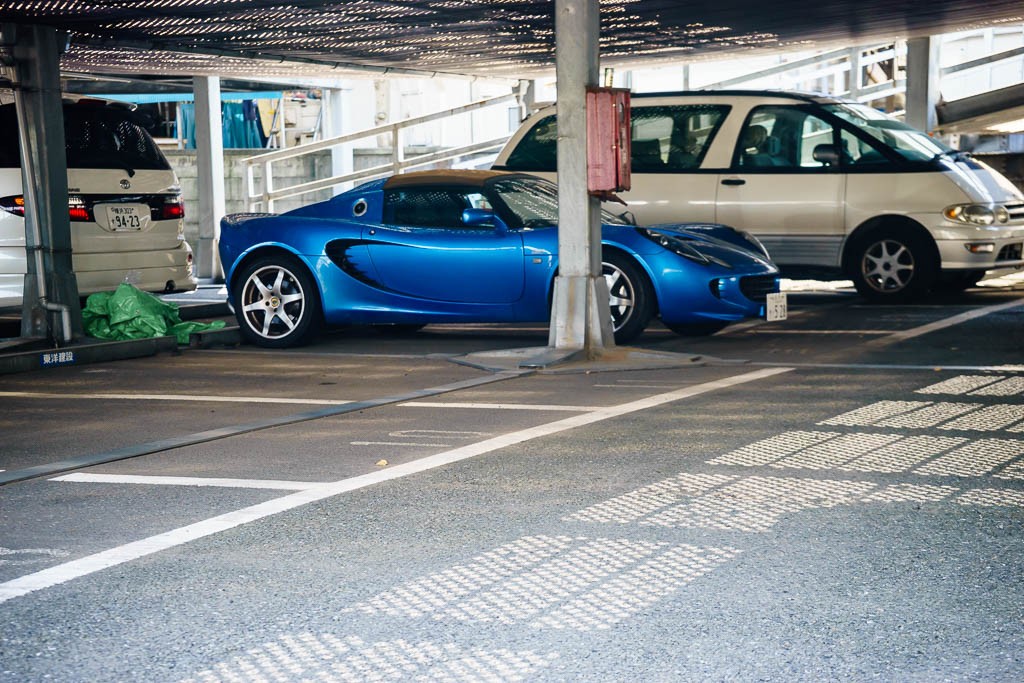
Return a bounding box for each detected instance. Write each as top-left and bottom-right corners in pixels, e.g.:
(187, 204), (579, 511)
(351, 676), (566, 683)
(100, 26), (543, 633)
(0, 195), (26, 217)
(68, 196), (92, 222)
(0, 194), (92, 221)
(160, 196), (185, 220)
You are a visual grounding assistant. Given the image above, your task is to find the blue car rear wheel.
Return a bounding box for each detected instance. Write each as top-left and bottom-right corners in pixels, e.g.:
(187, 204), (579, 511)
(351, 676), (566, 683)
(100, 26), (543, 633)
(234, 254), (321, 348)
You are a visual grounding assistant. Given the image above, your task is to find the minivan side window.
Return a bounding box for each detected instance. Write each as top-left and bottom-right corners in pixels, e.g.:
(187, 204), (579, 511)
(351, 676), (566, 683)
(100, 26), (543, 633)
(736, 106), (841, 170)
(502, 104), (729, 173)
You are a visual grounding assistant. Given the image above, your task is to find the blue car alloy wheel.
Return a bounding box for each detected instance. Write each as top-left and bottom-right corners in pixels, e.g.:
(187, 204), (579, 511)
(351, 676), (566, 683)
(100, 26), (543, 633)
(234, 254), (322, 348)
(219, 170), (781, 348)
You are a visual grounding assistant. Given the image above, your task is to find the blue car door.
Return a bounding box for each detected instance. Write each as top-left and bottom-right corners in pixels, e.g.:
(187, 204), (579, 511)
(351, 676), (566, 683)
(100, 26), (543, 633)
(364, 188), (525, 304)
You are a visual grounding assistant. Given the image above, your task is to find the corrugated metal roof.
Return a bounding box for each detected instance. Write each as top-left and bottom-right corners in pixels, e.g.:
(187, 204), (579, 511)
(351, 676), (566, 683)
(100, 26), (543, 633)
(0, 0), (1022, 80)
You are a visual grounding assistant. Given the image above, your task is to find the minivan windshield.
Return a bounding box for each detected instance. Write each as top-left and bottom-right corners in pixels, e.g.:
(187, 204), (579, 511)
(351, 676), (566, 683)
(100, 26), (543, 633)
(823, 102), (955, 163)
(490, 176), (630, 228)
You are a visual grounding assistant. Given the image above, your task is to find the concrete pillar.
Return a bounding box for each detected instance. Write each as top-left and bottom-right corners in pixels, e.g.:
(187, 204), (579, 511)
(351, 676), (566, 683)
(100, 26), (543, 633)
(6, 24), (82, 343)
(549, 0), (615, 356)
(905, 36), (941, 133)
(193, 76), (225, 280)
(325, 87), (354, 194)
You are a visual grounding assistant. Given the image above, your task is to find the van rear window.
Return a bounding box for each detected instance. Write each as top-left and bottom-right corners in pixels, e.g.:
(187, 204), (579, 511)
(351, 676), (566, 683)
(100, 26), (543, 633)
(0, 103), (170, 171)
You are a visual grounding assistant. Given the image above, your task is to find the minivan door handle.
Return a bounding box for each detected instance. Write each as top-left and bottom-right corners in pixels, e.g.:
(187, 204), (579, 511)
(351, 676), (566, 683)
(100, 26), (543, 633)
(721, 178), (746, 186)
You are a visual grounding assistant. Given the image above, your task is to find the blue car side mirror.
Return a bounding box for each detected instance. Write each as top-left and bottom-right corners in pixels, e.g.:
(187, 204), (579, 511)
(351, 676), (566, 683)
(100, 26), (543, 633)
(462, 208), (508, 233)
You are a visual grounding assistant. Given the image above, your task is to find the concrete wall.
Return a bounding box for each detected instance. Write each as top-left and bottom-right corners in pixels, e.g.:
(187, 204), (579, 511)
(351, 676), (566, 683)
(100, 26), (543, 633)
(166, 147), (473, 246)
(166, 149), (334, 245)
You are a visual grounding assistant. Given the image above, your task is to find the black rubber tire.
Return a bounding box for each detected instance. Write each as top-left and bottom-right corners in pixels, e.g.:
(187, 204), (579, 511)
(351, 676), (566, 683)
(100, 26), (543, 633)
(603, 253), (654, 344)
(232, 253), (322, 348)
(663, 320), (730, 337)
(372, 323), (426, 335)
(848, 229), (938, 302)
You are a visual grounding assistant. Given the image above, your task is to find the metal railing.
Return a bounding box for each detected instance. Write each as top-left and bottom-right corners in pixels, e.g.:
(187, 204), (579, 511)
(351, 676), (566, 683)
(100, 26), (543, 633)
(702, 43), (906, 105)
(241, 92), (520, 212)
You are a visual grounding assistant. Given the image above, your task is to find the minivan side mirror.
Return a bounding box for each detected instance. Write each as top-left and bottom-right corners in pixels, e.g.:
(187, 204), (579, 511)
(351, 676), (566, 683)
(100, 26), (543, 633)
(812, 143), (840, 166)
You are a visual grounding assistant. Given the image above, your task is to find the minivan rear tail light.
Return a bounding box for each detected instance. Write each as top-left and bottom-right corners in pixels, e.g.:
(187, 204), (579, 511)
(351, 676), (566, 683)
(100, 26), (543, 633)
(0, 195), (26, 217)
(160, 196), (185, 220)
(68, 196), (91, 222)
(0, 194), (92, 221)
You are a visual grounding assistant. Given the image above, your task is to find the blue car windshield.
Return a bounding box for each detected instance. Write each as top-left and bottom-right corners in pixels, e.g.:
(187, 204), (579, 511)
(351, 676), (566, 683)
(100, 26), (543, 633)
(490, 177), (630, 228)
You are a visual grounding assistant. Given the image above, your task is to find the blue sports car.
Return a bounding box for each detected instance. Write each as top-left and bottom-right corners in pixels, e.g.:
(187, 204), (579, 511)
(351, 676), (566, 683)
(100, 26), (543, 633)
(219, 170), (782, 348)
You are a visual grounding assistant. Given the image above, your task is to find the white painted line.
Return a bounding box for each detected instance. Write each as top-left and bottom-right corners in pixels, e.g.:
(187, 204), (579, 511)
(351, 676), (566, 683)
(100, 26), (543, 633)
(388, 429), (486, 438)
(350, 441), (452, 447)
(51, 473), (326, 490)
(868, 298), (1024, 346)
(402, 401), (597, 412)
(0, 391), (352, 406)
(594, 384), (696, 389)
(0, 366), (792, 604)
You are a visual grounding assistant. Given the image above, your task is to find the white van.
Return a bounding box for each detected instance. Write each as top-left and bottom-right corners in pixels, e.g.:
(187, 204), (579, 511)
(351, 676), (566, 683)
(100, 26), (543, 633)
(0, 97), (197, 308)
(493, 90), (1024, 300)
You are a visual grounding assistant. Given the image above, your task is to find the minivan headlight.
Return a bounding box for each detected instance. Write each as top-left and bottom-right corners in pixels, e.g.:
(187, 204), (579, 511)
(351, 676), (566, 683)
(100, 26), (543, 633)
(944, 203), (1010, 226)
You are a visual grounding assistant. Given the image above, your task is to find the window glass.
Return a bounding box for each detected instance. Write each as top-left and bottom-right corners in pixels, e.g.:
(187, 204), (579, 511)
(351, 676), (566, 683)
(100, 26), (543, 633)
(0, 103), (170, 171)
(631, 104), (728, 172)
(823, 102), (952, 163)
(502, 104), (729, 173)
(383, 189), (490, 229)
(838, 127), (893, 167)
(736, 106), (836, 170)
(503, 115), (557, 171)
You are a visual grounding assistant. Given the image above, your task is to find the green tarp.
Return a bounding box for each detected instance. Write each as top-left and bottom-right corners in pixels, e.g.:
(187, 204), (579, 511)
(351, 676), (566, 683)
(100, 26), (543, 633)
(83, 283), (226, 344)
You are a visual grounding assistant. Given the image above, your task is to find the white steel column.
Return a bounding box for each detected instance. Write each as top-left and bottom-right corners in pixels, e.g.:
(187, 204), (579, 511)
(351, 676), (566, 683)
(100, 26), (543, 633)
(7, 24), (82, 343)
(325, 87), (354, 195)
(193, 75), (226, 280)
(549, 0), (614, 357)
(905, 36), (941, 133)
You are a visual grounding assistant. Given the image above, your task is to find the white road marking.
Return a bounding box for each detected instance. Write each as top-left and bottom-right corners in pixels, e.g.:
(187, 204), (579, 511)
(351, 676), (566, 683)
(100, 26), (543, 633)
(0, 391), (352, 406)
(387, 430), (487, 438)
(350, 441), (452, 447)
(402, 401), (598, 412)
(593, 384), (686, 389)
(51, 473), (327, 490)
(0, 366), (792, 604)
(867, 298), (1024, 346)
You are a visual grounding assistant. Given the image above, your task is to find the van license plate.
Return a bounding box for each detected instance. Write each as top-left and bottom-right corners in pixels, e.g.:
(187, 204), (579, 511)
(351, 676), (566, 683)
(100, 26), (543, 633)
(765, 292), (787, 321)
(105, 205), (146, 231)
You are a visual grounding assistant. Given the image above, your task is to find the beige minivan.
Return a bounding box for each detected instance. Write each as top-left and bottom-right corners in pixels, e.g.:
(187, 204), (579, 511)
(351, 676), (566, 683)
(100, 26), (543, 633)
(493, 90), (1024, 301)
(0, 97), (197, 308)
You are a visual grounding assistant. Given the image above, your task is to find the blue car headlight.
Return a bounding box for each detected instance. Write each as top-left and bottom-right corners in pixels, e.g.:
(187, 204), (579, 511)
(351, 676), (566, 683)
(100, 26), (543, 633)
(638, 228), (732, 268)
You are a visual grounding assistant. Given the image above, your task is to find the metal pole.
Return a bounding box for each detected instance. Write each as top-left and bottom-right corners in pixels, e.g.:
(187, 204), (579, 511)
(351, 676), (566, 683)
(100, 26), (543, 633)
(905, 36), (941, 133)
(193, 75), (226, 280)
(550, 0), (614, 356)
(8, 23), (82, 344)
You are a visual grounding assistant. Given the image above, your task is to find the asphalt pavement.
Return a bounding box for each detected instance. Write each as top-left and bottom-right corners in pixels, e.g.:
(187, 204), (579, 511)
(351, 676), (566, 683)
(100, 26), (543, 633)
(1, 278), (1023, 682)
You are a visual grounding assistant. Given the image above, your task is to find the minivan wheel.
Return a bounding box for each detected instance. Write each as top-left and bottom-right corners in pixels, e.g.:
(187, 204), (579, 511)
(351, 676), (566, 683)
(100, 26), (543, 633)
(234, 254), (321, 348)
(850, 231), (937, 302)
(603, 254), (654, 344)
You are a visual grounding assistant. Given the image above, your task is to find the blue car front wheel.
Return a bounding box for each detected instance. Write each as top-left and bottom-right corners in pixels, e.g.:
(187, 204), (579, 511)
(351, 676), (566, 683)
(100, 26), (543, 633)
(234, 254), (322, 348)
(603, 254), (654, 344)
